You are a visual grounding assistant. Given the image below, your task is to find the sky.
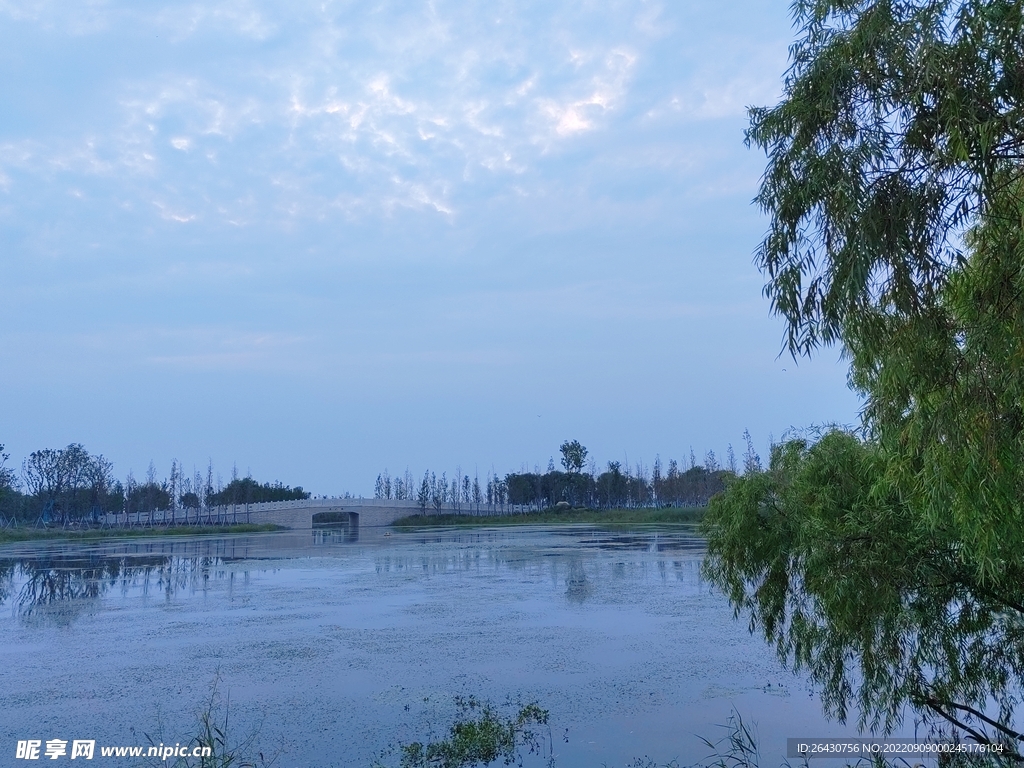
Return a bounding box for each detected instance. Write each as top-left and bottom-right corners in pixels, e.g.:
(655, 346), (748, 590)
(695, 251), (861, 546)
(0, 0), (862, 495)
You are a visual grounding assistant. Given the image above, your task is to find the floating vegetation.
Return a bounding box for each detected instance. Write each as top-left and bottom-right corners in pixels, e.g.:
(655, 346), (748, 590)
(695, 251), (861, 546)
(373, 696), (554, 768)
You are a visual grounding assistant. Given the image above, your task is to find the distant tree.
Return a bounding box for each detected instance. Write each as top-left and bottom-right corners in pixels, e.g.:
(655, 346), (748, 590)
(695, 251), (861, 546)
(596, 461), (627, 508)
(169, 459), (180, 510)
(127, 481), (170, 514)
(123, 471), (137, 516)
(0, 443), (23, 521)
(505, 473), (539, 506)
(208, 477), (309, 505)
(205, 461), (215, 507)
(559, 440), (588, 474)
(493, 474), (506, 511)
(180, 491), (201, 509)
(742, 429), (761, 475)
(106, 480), (125, 516)
(431, 472), (446, 514)
(22, 444), (115, 521)
(652, 456), (663, 505)
(704, 450), (719, 473)
(0, 443), (17, 493)
(418, 472), (430, 513)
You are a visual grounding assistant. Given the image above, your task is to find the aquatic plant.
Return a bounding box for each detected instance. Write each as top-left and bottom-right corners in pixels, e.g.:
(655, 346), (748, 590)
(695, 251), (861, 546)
(143, 675), (278, 768)
(375, 696), (553, 768)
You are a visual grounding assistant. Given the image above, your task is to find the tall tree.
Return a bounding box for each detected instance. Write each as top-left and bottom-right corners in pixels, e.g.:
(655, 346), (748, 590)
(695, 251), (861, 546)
(559, 440), (588, 474)
(705, 0), (1024, 751)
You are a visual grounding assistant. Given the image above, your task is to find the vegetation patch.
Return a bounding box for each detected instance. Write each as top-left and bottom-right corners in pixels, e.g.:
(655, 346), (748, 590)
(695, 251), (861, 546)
(390, 506), (705, 529)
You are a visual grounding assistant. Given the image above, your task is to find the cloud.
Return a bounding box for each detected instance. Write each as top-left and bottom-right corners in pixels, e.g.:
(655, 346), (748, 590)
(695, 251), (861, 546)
(0, 1), (695, 228)
(153, 201), (196, 223)
(0, 0), (861, 496)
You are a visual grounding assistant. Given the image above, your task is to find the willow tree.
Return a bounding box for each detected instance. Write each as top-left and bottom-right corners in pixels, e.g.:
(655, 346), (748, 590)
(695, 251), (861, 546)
(702, 0), (1024, 753)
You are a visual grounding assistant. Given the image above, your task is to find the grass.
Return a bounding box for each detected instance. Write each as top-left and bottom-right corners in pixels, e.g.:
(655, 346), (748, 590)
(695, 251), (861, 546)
(144, 674), (279, 768)
(0, 523), (284, 545)
(390, 506), (705, 529)
(373, 696), (552, 768)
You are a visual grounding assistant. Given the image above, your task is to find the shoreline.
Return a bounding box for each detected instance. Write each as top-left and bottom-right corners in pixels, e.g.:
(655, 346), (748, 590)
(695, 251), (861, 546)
(389, 506), (706, 529)
(0, 506), (707, 545)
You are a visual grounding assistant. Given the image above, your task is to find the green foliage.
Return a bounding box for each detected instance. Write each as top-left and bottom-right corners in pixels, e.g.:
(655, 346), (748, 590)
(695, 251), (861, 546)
(0, 443), (25, 521)
(127, 481), (171, 515)
(501, 464), (730, 509)
(715, 0), (1024, 751)
(848, 176), (1024, 578)
(749, 0), (1024, 357)
(180, 492), (202, 509)
(559, 441), (588, 474)
(695, 710), (760, 768)
(702, 431), (1024, 749)
(208, 478), (309, 506)
(0, 443), (16, 493)
(387, 697), (551, 768)
(21, 443), (118, 521)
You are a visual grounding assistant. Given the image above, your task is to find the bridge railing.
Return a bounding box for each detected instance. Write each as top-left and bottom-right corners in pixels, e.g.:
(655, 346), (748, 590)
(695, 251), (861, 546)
(100, 497), (547, 528)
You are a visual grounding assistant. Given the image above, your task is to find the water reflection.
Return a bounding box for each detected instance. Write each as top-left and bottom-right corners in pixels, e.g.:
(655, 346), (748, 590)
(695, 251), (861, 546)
(0, 525), (704, 625)
(565, 559), (591, 603)
(2, 525), (829, 768)
(0, 553), (226, 624)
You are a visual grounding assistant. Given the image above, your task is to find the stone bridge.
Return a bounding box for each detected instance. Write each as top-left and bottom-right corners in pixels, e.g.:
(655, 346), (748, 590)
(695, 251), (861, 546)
(102, 498), (527, 530)
(226, 498), (514, 529)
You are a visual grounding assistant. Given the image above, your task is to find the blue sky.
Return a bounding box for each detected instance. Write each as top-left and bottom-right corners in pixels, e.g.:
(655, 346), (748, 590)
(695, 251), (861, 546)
(0, 0), (860, 494)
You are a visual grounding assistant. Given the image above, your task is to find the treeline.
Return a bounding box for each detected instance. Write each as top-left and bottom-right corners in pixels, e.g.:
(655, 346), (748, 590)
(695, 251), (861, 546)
(375, 433), (765, 511)
(0, 442), (309, 525)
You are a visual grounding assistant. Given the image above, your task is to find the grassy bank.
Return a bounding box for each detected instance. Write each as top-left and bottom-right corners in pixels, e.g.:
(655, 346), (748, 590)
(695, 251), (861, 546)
(0, 523), (284, 545)
(390, 506), (705, 529)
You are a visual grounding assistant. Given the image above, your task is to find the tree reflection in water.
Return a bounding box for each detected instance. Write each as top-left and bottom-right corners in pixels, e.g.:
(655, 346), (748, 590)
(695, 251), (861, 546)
(0, 553), (224, 622)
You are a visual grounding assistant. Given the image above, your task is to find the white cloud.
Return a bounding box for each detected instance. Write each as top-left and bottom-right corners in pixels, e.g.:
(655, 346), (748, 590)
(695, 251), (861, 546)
(153, 201), (196, 223)
(0, 0), (788, 232)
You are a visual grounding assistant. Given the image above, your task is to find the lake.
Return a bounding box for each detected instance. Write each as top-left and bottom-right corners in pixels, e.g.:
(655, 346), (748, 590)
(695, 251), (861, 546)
(0, 525), (880, 767)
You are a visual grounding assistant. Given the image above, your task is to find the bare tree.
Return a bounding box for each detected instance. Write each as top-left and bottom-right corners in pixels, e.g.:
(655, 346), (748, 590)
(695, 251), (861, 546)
(705, 450), (719, 473)
(742, 429), (762, 474)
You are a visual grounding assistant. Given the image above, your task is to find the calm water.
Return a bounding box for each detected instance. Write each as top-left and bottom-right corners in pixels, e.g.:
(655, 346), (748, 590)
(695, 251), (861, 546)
(1, 526), (873, 767)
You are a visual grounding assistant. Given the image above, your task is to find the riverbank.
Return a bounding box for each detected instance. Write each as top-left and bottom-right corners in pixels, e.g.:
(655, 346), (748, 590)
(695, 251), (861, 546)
(0, 523), (284, 545)
(390, 506), (705, 528)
